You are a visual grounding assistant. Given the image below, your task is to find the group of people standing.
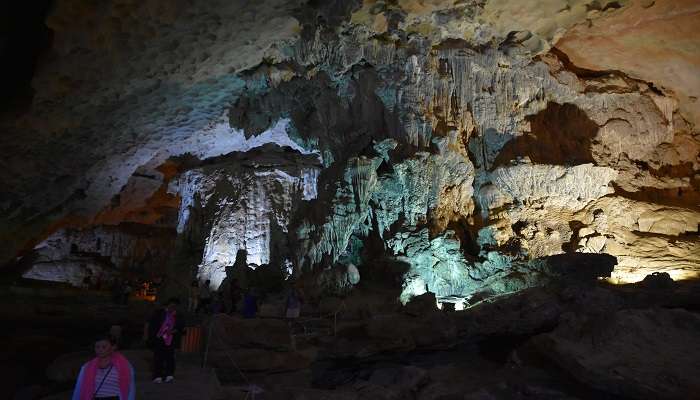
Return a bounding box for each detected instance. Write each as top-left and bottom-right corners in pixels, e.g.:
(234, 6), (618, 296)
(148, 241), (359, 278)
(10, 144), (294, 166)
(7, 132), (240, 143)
(188, 275), (305, 320)
(188, 277), (261, 317)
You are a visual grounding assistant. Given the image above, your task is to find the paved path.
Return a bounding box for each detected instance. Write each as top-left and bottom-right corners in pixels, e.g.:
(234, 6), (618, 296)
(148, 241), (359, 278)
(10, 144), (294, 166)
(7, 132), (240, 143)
(136, 360), (223, 400)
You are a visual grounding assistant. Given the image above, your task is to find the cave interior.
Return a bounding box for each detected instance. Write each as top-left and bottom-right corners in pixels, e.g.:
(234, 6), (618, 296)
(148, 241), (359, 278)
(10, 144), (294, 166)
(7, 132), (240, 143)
(1, 1), (699, 399)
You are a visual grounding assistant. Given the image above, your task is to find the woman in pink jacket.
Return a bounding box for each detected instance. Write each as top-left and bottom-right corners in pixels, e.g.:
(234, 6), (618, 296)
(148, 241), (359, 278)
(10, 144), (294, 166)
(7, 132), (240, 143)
(72, 334), (135, 400)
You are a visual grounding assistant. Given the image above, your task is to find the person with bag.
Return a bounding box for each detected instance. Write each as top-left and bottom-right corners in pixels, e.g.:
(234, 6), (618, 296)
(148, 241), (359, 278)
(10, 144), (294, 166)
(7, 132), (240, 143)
(227, 277), (241, 314)
(71, 334), (135, 400)
(197, 279), (212, 314)
(147, 297), (186, 383)
(285, 285), (303, 320)
(187, 279), (200, 312)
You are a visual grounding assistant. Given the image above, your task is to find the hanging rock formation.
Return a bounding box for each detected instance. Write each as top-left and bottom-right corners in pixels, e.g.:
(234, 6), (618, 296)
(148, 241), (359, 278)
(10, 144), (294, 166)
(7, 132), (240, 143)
(168, 144), (321, 287)
(0, 0), (698, 300)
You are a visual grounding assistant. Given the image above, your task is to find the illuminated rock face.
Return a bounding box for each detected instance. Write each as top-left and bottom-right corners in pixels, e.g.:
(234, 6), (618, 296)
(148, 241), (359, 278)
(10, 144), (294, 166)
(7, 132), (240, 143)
(284, 20), (698, 300)
(23, 225), (175, 286)
(1, 1), (699, 301)
(556, 0), (700, 127)
(168, 150), (320, 288)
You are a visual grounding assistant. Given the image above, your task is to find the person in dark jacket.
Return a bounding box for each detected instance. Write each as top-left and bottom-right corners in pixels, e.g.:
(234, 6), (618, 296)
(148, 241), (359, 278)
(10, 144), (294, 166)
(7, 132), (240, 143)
(242, 287), (258, 319)
(228, 278), (241, 314)
(147, 297), (185, 383)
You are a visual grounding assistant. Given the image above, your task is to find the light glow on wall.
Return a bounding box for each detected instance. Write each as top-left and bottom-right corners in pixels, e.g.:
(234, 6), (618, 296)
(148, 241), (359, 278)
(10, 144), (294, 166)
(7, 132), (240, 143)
(604, 269), (700, 285)
(194, 165), (320, 289)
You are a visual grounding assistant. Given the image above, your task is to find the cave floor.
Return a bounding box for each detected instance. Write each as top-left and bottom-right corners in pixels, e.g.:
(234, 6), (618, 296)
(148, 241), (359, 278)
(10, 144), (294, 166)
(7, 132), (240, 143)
(3, 279), (700, 399)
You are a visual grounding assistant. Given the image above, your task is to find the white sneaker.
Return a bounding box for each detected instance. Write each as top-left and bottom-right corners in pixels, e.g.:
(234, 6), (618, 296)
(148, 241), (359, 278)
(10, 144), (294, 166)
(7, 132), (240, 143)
(165, 375), (174, 383)
(153, 377), (163, 384)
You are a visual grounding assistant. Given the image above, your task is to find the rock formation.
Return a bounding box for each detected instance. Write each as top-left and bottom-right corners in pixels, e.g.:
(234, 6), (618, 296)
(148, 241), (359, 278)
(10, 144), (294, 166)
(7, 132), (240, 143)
(1, 0), (698, 300)
(0, 7), (700, 399)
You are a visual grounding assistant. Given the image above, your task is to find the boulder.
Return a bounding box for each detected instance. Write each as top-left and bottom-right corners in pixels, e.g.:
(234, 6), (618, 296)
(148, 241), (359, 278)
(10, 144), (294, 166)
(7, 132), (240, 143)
(415, 364), (460, 400)
(365, 315), (416, 353)
(641, 272), (674, 290)
(402, 292), (438, 316)
(352, 381), (401, 400)
(531, 308), (700, 399)
(364, 312), (457, 354)
(409, 313), (457, 349)
(366, 365), (429, 399)
(207, 347), (316, 372)
(455, 288), (563, 337)
(257, 387), (359, 400)
(262, 368), (313, 389)
(258, 300), (286, 318)
(319, 296), (344, 317)
(210, 314), (292, 350)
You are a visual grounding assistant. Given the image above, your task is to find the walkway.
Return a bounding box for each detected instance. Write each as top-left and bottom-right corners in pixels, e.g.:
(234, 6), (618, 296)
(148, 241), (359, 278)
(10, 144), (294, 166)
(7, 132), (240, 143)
(136, 355), (223, 400)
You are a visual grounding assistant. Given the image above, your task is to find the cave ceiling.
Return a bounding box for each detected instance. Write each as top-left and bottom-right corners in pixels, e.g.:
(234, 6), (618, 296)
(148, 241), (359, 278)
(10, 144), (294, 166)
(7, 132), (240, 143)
(1, 0), (699, 293)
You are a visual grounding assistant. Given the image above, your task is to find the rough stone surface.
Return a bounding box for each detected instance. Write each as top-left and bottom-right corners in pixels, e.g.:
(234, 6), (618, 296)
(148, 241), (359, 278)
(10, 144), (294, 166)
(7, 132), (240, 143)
(532, 308), (700, 400)
(138, 142), (322, 288)
(1, 0), (698, 313)
(23, 225), (175, 286)
(556, 0), (700, 126)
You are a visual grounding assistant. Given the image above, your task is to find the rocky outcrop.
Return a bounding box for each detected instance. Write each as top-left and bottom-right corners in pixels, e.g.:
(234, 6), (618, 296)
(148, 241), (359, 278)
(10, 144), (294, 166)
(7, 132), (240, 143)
(168, 145), (321, 287)
(572, 196), (700, 283)
(1, 0), (698, 311)
(531, 308), (700, 400)
(556, 0), (700, 126)
(23, 225), (175, 286)
(206, 314), (315, 372)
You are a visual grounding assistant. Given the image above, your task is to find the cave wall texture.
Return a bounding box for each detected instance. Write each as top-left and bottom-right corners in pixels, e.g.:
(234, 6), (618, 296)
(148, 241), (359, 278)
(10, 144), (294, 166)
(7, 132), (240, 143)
(1, 0), (698, 302)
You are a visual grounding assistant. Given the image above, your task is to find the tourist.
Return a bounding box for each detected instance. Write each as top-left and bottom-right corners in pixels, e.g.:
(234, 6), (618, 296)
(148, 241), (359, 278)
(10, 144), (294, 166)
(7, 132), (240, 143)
(120, 280), (132, 305)
(110, 278), (121, 304)
(188, 279), (199, 312)
(242, 287), (258, 319)
(71, 334), (135, 400)
(198, 279), (212, 314)
(139, 280), (148, 298)
(147, 297), (186, 383)
(94, 273), (103, 291)
(285, 286), (303, 320)
(211, 292), (226, 314)
(82, 268), (93, 290)
(226, 249), (246, 313)
(109, 324), (123, 348)
(146, 280), (157, 298)
(228, 277), (241, 314)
